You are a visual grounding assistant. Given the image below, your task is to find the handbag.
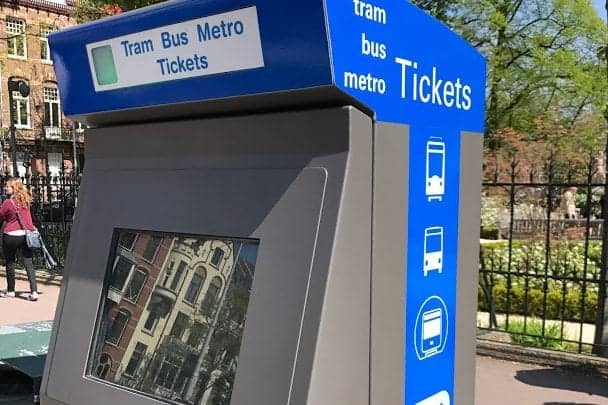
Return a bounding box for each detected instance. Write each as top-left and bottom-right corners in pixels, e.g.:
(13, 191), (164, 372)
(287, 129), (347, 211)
(10, 199), (42, 249)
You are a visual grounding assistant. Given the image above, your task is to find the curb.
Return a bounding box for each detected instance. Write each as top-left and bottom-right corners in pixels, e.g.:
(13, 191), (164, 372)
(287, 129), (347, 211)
(476, 338), (608, 377)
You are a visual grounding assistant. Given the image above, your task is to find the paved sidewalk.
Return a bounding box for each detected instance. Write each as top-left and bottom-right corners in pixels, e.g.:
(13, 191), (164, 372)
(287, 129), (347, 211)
(0, 278), (61, 326)
(0, 275), (607, 404)
(476, 355), (608, 404)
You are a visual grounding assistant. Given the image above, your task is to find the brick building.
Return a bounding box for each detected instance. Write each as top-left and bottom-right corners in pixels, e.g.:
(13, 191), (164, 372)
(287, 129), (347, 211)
(0, 0), (83, 177)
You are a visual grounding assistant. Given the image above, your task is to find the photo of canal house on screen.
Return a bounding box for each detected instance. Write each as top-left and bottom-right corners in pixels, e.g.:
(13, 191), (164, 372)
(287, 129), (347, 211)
(88, 230), (258, 405)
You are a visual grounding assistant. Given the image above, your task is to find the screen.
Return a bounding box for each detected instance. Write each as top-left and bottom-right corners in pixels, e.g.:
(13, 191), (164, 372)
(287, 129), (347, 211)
(88, 229), (259, 405)
(91, 45), (118, 85)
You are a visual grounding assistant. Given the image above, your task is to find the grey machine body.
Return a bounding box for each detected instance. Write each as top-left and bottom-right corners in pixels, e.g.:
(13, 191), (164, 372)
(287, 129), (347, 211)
(40, 105), (482, 405)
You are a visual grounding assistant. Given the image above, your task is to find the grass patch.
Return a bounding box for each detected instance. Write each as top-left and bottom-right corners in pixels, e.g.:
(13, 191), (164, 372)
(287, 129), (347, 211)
(505, 319), (564, 349)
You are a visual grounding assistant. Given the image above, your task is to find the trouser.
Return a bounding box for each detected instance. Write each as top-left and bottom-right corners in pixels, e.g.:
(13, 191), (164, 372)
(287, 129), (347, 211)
(3, 234), (37, 293)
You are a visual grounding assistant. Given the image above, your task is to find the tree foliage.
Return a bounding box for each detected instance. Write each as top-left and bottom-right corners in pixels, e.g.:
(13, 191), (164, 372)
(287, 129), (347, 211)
(74, 0), (166, 22)
(414, 0), (607, 157)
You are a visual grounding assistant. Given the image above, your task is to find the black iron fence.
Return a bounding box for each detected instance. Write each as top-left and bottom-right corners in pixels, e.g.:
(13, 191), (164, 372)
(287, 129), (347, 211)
(0, 173), (80, 272)
(2, 156), (608, 356)
(479, 154), (608, 355)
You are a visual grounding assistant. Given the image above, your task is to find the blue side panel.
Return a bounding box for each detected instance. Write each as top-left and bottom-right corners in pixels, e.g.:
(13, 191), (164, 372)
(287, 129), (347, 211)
(49, 0), (333, 116)
(404, 124), (461, 404)
(325, 0), (485, 133)
(325, 2), (485, 404)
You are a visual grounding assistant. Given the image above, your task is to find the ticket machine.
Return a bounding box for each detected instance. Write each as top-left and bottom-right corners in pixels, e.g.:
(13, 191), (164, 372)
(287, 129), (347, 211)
(41, 1), (485, 404)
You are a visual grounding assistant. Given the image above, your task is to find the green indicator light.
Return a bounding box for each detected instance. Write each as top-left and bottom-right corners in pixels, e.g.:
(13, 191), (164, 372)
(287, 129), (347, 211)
(91, 45), (118, 86)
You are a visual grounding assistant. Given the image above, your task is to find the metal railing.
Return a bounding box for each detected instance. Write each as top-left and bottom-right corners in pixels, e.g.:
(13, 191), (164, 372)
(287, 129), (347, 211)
(479, 153), (608, 355)
(0, 173), (80, 272)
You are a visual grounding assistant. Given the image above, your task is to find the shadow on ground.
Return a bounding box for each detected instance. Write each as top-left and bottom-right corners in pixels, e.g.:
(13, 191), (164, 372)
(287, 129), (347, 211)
(543, 403), (600, 405)
(515, 366), (608, 398)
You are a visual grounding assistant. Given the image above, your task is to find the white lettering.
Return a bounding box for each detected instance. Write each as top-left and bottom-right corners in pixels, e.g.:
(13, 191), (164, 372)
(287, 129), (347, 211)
(344, 71), (386, 94)
(352, 0), (387, 24)
(395, 55), (473, 111)
(361, 32), (387, 59)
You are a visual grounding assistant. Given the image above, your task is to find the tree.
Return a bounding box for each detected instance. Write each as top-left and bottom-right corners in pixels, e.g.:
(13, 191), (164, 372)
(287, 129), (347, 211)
(73, 0), (167, 22)
(414, 0), (607, 146)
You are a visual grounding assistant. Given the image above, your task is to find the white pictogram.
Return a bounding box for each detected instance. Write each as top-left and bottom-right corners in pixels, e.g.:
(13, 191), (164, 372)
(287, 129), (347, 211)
(414, 296), (448, 360)
(416, 390), (450, 405)
(423, 226), (443, 276)
(426, 137), (445, 202)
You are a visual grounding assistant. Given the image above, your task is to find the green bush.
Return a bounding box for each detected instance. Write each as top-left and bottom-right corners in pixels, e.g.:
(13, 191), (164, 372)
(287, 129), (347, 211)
(481, 280), (598, 323)
(479, 240), (601, 323)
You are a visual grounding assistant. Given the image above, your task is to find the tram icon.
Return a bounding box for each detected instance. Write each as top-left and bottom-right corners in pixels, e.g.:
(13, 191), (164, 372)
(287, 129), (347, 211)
(423, 226), (443, 276)
(426, 137), (445, 202)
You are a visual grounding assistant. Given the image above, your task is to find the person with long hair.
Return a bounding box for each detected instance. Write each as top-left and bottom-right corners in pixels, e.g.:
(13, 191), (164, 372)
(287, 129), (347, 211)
(0, 178), (38, 300)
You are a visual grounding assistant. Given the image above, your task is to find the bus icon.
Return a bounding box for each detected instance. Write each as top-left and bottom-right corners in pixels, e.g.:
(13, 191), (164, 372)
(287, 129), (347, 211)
(426, 137), (445, 202)
(423, 226), (443, 276)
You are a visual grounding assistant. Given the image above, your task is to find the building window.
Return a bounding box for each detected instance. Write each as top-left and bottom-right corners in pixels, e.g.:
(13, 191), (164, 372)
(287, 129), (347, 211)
(154, 354), (182, 390)
(40, 25), (53, 62)
(6, 18), (26, 58)
(210, 247), (224, 267)
(47, 152), (62, 177)
(109, 256), (134, 293)
(143, 308), (159, 333)
(16, 152), (27, 178)
(169, 260), (186, 292)
(74, 120), (87, 133)
(142, 236), (162, 262)
(169, 312), (189, 339)
(106, 309), (130, 345)
(162, 261), (174, 287)
(44, 85), (61, 138)
(184, 271), (204, 304)
(201, 277), (222, 316)
(124, 268), (147, 303)
(124, 342), (147, 377)
(12, 83), (30, 128)
(94, 353), (112, 379)
(119, 231), (137, 250)
(186, 322), (208, 348)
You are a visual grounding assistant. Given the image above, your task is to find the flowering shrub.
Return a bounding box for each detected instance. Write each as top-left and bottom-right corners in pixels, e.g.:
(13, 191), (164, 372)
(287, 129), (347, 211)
(103, 4), (123, 15)
(479, 240), (601, 322)
(481, 195), (501, 229)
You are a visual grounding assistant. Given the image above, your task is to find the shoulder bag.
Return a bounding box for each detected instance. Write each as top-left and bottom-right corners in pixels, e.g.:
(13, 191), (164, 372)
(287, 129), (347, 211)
(10, 199), (42, 250)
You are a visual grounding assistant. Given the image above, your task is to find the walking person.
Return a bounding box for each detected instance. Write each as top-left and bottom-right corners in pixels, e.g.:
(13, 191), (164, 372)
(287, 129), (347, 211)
(0, 178), (38, 301)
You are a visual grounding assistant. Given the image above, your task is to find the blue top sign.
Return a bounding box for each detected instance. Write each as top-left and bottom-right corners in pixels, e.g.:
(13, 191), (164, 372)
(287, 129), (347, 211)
(50, 0), (484, 132)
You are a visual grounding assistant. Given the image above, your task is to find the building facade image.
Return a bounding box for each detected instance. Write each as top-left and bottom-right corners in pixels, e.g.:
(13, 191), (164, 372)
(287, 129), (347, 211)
(0, 0), (82, 177)
(91, 231), (257, 405)
(91, 231), (173, 382)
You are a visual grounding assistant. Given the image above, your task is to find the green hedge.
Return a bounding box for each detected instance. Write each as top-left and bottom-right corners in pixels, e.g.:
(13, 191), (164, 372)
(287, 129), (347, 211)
(478, 284), (597, 323)
(479, 240), (601, 323)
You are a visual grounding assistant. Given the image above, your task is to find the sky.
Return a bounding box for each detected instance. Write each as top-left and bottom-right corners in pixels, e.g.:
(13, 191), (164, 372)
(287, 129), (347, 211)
(593, 0), (607, 19)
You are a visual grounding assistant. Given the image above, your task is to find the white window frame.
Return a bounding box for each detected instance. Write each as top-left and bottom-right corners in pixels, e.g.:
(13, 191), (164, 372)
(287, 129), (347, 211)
(74, 121), (86, 133)
(124, 268), (147, 304)
(12, 90), (31, 129)
(43, 85), (61, 138)
(16, 152), (27, 178)
(47, 152), (62, 177)
(6, 17), (27, 59)
(40, 25), (53, 63)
